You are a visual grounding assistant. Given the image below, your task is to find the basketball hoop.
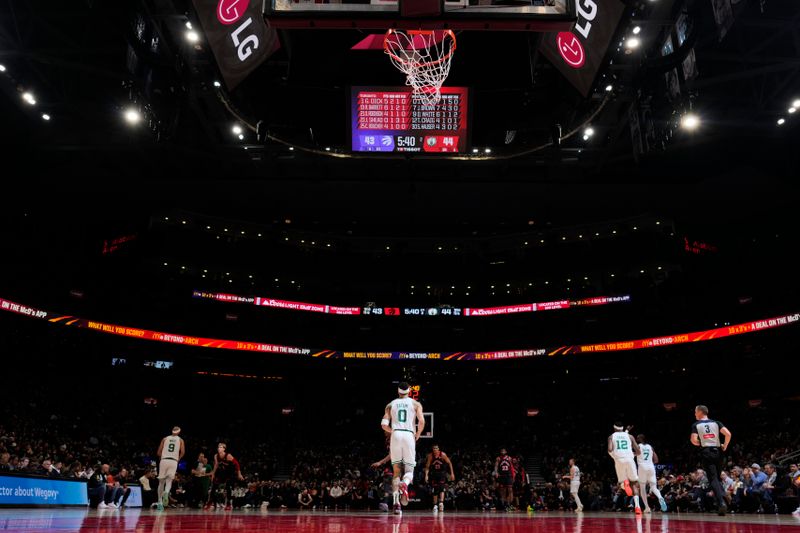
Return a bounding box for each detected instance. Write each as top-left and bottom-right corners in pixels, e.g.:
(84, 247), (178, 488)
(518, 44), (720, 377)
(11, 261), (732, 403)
(384, 29), (457, 105)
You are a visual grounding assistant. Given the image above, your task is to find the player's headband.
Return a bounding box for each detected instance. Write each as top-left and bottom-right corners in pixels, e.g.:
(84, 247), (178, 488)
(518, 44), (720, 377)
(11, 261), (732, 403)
(398, 387), (410, 394)
(613, 425), (624, 431)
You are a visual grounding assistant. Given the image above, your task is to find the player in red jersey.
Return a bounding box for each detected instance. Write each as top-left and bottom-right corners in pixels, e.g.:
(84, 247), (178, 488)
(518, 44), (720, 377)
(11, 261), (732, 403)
(204, 443), (244, 511)
(493, 448), (516, 511)
(424, 445), (455, 512)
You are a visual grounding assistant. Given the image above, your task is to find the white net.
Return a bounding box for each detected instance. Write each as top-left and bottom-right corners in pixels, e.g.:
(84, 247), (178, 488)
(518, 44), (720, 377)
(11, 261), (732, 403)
(384, 30), (457, 106)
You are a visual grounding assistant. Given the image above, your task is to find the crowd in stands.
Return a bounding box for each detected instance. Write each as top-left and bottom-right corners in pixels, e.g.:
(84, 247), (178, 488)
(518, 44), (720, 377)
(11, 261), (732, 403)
(1, 373), (799, 514)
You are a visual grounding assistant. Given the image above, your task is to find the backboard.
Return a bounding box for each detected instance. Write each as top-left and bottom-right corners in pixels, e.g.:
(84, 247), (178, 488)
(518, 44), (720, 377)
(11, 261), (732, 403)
(265, 0), (573, 31)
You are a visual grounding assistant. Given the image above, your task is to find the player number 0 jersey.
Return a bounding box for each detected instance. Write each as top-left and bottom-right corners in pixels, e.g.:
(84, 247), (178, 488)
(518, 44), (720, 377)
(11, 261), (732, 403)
(390, 398), (418, 431)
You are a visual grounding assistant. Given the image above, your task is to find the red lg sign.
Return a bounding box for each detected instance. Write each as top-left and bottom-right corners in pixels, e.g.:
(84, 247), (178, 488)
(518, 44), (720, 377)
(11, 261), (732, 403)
(556, 31), (585, 69)
(217, 0), (250, 25)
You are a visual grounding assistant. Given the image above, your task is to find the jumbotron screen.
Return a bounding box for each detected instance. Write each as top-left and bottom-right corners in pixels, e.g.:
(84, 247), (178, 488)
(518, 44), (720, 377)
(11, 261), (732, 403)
(351, 86), (470, 153)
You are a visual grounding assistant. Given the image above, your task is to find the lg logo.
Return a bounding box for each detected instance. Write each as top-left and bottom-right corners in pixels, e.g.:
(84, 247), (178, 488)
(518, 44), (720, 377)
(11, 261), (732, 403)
(216, 0), (249, 25)
(216, 0), (260, 61)
(574, 0), (598, 39)
(556, 0), (599, 69)
(557, 32), (585, 68)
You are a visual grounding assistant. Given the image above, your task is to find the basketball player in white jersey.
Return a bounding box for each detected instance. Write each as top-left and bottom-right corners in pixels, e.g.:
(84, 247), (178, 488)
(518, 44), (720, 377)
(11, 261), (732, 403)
(562, 458), (583, 512)
(635, 434), (667, 513)
(608, 422), (642, 515)
(381, 382), (425, 515)
(156, 426), (185, 511)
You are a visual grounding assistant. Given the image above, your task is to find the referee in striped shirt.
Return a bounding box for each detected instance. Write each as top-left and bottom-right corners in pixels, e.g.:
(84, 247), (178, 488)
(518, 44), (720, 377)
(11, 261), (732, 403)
(690, 405), (732, 515)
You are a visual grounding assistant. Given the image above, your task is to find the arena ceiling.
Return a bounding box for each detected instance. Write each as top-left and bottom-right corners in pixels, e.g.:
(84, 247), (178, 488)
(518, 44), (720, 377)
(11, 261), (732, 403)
(0, 0), (798, 225)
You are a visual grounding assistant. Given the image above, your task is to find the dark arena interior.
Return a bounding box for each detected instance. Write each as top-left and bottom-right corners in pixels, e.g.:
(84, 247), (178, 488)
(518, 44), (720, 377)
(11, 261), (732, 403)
(1, 0), (800, 532)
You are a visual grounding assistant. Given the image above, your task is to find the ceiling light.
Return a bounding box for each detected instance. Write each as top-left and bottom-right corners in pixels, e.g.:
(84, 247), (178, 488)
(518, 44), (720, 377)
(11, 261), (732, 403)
(124, 109), (141, 124)
(681, 114), (700, 130)
(238, 134), (244, 140)
(41, 114), (50, 121)
(232, 125), (243, 135)
(625, 37), (640, 49)
(582, 135), (589, 141)
(186, 31), (199, 43)
(289, 147), (295, 151)
(789, 107), (796, 114)
(605, 84), (613, 92)
(185, 21), (193, 29)
(793, 99), (800, 108)
(584, 127), (595, 137)
(632, 26), (641, 34)
(0, 64), (6, 72)
(213, 81), (221, 88)
(472, 148), (479, 154)
(777, 118), (785, 125)
(484, 148), (491, 154)
(325, 147), (331, 151)
(22, 92), (36, 105)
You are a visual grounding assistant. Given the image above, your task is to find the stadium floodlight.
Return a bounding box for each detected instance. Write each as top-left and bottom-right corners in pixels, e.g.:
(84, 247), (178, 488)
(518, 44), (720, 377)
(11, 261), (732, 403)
(681, 114), (700, 130)
(124, 109), (141, 124)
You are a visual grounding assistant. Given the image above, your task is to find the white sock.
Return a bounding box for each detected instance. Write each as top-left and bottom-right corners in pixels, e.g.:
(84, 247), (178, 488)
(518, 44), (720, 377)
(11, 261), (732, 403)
(651, 486), (664, 501)
(634, 495), (640, 508)
(573, 492), (583, 509)
(402, 469), (413, 486)
(157, 478), (166, 503)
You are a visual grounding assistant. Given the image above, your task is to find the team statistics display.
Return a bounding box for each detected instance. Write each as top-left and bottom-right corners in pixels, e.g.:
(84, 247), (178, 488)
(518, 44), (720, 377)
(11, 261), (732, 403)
(351, 86), (469, 154)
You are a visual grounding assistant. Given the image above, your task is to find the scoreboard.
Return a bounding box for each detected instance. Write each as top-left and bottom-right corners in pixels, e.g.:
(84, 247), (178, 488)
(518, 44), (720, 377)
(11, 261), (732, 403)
(351, 86), (470, 153)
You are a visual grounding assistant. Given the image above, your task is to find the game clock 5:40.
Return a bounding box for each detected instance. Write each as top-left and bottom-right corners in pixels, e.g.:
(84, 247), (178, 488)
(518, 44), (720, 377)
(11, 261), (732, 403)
(396, 136), (417, 147)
